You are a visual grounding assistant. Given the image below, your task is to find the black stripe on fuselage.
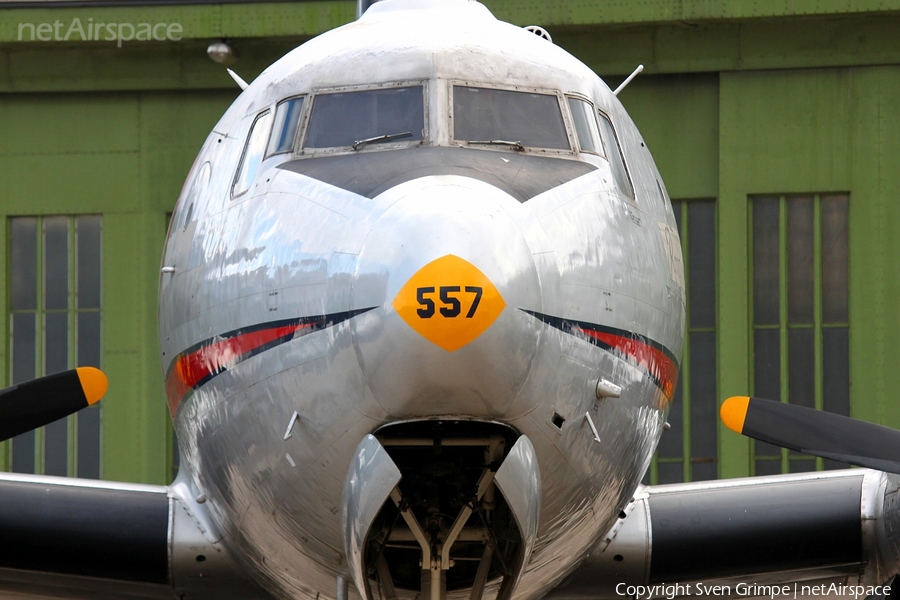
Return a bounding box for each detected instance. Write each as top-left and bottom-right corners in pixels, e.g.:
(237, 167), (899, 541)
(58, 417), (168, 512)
(278, 146), (597, 202)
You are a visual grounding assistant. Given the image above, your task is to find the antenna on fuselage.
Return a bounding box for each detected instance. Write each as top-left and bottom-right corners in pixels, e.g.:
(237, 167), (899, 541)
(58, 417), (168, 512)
(357, 0), (381, 18)
(226, 68), (249, 91)
(613, 64), (644, 96)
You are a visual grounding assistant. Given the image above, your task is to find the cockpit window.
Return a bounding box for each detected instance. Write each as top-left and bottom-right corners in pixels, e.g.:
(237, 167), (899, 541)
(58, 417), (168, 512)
(267, 96), (305, 156)
(304, 85), (424, 149)
(568, 97), (603, 155)
(453, 86), (570, 151)
(232, 109), (272, 198)
(597, 110), (635, 201)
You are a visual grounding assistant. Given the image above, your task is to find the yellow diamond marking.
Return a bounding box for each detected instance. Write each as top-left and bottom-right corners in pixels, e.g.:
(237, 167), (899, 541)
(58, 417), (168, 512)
(393, 255), (506, 352)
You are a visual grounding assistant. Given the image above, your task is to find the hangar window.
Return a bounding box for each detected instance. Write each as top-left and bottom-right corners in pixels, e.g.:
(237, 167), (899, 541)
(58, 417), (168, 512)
(452, 85), (570, 151)
(751, 194), (849, 475)
(649, 199), (718, 484)
(232, 109), (273, 198)
(597, 111), (635, 201)
(266, 96), (305, 156)
(567, 97), (603, 155)
(304, 85), (424, 150)
(7, 215), (102, 479)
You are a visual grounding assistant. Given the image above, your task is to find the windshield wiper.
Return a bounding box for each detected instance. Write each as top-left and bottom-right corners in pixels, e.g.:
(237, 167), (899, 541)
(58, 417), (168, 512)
(466, 140), (525, 151)
(352, 131), (412, 150)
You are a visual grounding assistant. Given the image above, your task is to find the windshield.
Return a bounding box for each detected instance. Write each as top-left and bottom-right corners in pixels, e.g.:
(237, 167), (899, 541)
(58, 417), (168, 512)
(453, 86), (570, 150)
(305, 85), (425, 149)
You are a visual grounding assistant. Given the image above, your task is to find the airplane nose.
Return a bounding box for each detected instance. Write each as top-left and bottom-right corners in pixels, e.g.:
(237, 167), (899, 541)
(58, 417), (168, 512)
(350, 177), (542, 420)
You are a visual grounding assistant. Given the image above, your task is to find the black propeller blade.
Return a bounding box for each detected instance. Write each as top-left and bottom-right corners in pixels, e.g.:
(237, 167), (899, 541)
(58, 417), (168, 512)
(0, 367), (107, 442)
(721, 396), (900, 475)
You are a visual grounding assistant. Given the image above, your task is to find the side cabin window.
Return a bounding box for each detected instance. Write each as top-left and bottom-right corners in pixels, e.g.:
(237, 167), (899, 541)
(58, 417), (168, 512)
(267, 96), (305, 156)
(452, 86), (570, 151)
(233, 109), (273, 198)
(567, 97), (603, 155)
(304, 85), (425, 150)
(597, 110), (635, 201)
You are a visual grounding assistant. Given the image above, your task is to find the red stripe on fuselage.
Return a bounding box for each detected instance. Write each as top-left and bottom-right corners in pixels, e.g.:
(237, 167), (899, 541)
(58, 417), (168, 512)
(165, 323), (310, 417)
(579, 329), (679, 403)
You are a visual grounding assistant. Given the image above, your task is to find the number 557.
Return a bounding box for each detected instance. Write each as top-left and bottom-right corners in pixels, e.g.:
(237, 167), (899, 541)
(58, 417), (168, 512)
(416, 286), (482, 319)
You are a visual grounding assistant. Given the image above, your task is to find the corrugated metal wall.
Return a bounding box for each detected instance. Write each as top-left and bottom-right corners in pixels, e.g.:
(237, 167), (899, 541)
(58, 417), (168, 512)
(1, 1), (898, 483)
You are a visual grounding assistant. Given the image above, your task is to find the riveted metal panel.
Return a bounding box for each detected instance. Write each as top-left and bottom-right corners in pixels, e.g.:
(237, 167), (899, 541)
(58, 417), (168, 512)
(1, 0), (899, 492)
(0, 2), (353, 43)
(484, 0), (900, 27)
(847, 67), (900, 430)
(0, 90), (238, 483)
(714, 66), (900, 478)
(616, 74), (719, 200)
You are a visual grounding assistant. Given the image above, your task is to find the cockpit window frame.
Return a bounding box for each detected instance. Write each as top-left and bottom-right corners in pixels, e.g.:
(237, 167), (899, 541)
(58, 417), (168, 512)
(596, 108), (636, 203)
(265, 94), (307, 158)
(231, 108), (273, 200)
(296, 79), (430, 157)
(566, 94), (605, 157)
(448, 80), (576, 156)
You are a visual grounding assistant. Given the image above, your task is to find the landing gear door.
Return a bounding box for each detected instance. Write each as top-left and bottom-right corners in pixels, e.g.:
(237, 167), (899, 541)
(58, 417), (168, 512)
(341, 434), (402, 600)
(494, 435), (541, 600)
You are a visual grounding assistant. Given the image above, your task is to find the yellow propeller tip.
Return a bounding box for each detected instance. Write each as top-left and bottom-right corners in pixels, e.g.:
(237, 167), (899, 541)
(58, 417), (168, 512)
(76, 367), (108, 405)
(720, 396), (750, 434)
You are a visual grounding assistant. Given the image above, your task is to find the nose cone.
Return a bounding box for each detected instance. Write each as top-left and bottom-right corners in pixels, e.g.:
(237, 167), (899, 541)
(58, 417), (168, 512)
(350, 177), (541, 419)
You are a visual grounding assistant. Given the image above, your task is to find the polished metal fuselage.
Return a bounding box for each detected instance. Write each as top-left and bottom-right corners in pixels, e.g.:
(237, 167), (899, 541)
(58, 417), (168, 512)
(158, 1), (685, 598)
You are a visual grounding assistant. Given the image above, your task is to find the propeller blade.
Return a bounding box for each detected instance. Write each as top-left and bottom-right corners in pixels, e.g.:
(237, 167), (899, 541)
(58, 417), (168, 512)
(721, 396), (900, 475)
(0, 367), (108, 442)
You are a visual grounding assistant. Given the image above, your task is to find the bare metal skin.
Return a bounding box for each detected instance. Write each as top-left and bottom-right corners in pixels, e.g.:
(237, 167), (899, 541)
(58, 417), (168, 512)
(159, 1), (684, 598)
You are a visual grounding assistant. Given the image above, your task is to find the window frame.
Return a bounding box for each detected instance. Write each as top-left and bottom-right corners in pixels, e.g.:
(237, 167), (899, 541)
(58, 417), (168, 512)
(647, 199), (719, 485)
(296, 80), (430, 157)
(231, 109), (273, 199)
(565, 94), (604, 157)
(448, 80), (576, 156)
(596, 109), (636, 203)
(7, 214), (103, 479)
(749, 192), (850, 475)
(265, 95), (307, 158)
